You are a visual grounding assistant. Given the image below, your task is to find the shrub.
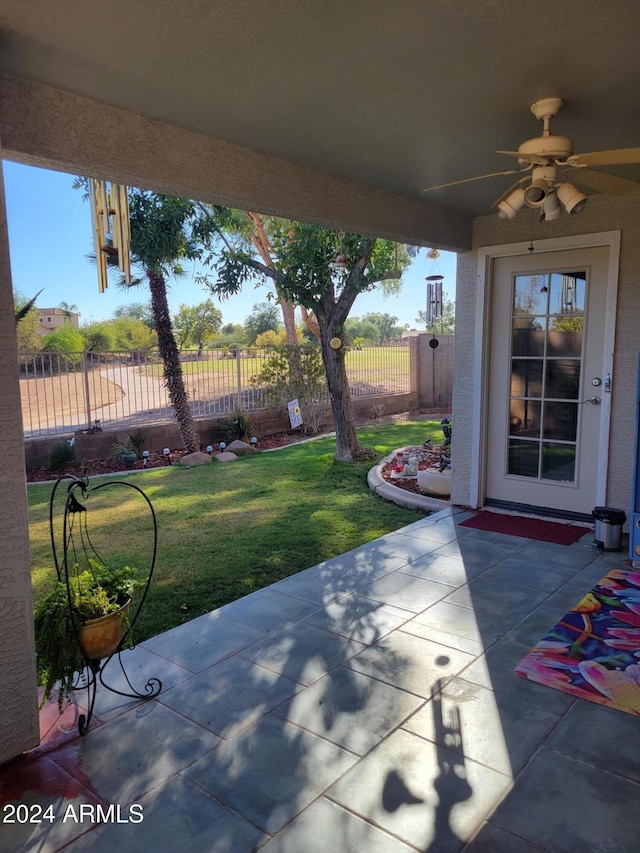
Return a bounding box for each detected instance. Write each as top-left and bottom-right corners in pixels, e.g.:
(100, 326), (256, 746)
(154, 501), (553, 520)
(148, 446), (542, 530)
(250, 344), (330, 435)
(49, 441), (75, 471)
(219, 411), (253, 442)
(128, 431), (148, 458)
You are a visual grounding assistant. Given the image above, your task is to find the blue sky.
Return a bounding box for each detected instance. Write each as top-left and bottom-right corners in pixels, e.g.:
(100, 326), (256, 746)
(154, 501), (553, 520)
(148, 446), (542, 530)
(3, 160), (456, 329)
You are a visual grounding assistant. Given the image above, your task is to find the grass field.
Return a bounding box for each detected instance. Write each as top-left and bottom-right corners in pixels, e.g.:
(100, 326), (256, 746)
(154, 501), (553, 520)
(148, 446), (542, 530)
(20, 345), (412, 435)
(28, 419), (440, 643)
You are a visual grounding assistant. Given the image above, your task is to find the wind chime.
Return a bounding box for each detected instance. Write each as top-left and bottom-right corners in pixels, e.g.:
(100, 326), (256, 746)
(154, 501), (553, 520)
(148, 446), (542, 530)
(425, 248), (444, 348)
(89, 179), (132, 293)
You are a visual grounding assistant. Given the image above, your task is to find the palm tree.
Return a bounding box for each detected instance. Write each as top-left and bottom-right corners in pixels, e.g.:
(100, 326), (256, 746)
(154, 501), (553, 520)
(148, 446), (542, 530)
(118, 191), (231, 453)
(58, 301), (78, 322)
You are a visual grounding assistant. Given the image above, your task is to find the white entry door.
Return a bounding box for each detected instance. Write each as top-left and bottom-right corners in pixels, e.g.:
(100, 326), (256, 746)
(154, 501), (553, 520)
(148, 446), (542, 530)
(485, 246), (611, 516)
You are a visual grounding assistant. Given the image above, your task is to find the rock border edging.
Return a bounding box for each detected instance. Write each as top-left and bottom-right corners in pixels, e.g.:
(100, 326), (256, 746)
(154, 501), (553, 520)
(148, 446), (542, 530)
(367, 447), (451, 513)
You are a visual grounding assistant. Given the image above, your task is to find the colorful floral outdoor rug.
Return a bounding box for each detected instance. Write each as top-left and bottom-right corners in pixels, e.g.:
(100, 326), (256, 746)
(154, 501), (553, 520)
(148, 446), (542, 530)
(515, 568), (640, 715)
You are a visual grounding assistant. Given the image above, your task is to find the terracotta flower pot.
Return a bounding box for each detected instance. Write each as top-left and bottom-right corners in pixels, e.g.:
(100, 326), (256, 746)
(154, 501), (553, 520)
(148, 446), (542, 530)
(79, 599), (131, 660)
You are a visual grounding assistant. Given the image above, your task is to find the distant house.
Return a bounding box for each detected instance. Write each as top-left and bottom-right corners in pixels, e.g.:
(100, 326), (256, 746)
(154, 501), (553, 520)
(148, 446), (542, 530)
(36, 307), (80, 336)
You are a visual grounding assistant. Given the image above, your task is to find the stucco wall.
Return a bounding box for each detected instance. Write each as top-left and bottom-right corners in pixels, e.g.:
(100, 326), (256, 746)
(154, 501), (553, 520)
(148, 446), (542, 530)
(0, 75), (471, 253)
(453, 194), (640, 511)
(0, 138), (40, 764)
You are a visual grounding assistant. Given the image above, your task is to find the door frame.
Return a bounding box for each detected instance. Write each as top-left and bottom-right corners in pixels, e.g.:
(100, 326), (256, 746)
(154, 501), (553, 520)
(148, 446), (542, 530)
(469, 230), (621, 510)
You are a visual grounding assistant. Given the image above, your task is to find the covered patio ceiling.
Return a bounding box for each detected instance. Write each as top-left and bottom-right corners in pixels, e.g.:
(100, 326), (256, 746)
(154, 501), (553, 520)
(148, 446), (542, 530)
(1, 1), (640, 250)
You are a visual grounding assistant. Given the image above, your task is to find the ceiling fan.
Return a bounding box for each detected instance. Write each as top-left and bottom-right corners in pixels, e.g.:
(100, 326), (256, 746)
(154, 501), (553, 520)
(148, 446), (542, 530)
(424, 98), (640, 220)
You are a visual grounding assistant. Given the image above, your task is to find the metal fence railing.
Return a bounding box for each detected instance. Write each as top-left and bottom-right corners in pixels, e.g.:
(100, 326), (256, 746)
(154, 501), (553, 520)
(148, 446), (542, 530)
(18, 344), (412, 438)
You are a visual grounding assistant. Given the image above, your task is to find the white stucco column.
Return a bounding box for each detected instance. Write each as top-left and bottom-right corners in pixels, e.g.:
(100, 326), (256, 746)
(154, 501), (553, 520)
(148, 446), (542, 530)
(0, 140), (40, 763)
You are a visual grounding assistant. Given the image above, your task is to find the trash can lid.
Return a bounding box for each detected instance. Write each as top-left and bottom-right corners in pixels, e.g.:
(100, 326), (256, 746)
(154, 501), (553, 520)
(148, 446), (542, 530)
(592, 506), (627, 523)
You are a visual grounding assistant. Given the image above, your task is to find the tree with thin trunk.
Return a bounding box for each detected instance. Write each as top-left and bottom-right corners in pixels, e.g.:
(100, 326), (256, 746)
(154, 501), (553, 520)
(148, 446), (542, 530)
(209, 220), (410, 461)
(123, 192), (241, 453)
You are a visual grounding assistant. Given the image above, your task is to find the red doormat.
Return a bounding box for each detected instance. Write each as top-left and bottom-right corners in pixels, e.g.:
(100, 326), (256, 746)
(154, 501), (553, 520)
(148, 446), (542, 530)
(515, 568), (640, 715)
(459, 511), (587, 545)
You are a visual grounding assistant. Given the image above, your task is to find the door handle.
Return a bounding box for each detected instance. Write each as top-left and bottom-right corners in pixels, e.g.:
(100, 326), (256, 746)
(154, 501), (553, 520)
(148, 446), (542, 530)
(579, 396), (601, 405)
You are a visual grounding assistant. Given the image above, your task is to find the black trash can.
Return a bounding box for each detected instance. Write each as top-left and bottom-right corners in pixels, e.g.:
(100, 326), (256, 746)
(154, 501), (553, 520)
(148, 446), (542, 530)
(592, 506), (627, 552)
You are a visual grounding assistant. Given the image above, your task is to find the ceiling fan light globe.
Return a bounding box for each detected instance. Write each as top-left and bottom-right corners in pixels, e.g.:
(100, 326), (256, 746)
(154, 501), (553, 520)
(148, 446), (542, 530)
(497, 187), (526, 220)
(543, 192), (562, 221)
(557, 183), (588, 214)
(523, 178), (548, 207)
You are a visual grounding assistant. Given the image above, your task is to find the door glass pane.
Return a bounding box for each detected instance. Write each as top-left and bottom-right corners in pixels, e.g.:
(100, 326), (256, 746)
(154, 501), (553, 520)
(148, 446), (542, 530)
(510, 360), (543, 397)
(541, 443), (576, 482)
(512, 317), (546, 356)
(545, 360), (580, 399)
(543, 402), (578, 441)
(510, 400), (541, 437)
(513, 275), (548, 315)
(549, 272), (586, 313)
(548, 316), (583, 357)
(508, 439), (539, 478)
(507, 270), (586, 484)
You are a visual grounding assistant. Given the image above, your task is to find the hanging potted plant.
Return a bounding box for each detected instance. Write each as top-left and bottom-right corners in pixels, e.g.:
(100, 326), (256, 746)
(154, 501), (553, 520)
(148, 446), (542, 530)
(34, 560), (140, 712)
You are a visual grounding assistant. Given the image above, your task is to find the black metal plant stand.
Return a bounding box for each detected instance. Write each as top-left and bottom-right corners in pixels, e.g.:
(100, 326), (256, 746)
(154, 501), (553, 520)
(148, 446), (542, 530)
(49, 474), (162, 735)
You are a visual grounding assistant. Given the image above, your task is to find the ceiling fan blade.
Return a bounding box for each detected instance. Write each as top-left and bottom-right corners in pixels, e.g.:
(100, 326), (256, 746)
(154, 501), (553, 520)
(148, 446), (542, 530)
(570, 147), (640, 167)
(564, 167), (640, 195)
(492, 176), (530, 208)
(423, 169), (521, 193)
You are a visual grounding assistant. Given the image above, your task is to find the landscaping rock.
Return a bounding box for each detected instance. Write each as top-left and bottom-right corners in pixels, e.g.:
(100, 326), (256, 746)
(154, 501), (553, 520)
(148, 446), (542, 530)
(225, 440), (257, 456)
(215, 451), (239, 462)
(178, 451), (212, 467)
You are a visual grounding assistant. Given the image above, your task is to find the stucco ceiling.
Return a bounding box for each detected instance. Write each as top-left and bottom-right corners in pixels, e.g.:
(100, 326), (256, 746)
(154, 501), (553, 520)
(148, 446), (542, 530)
(1, 0), (640, 221)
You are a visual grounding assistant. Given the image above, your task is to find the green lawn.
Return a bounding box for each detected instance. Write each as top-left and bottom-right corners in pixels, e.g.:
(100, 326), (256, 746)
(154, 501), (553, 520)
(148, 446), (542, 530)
(28, 419), (441, 643)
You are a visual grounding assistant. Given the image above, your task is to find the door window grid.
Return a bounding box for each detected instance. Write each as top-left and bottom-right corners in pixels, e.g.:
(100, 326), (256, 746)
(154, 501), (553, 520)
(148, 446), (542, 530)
(507, 271), (586, 482)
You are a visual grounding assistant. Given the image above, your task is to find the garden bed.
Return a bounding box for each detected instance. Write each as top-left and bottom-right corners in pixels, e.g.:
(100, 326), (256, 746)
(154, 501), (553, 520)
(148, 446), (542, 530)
(26, 409), (450, 484)
(380, 445), (450, 495)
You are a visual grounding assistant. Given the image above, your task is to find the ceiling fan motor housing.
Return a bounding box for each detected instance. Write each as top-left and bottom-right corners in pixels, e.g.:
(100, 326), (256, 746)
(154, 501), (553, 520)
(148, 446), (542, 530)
(517, 136), (574, 166)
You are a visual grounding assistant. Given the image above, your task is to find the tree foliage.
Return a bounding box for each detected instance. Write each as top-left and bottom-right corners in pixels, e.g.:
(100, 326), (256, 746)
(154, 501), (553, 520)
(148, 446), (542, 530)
(243, 302), (283, 344)
(113, 302), (156, 329)
(172, 300), (223, 352)
(255, 329), (288, 348)
(112, 318), (157, 351)
(82, 321), (117, 352)
(208, 219), (412, 460)
(42, 325), (85, 362)
(344, 312), (407, 345)
(14, 290), (42, 354)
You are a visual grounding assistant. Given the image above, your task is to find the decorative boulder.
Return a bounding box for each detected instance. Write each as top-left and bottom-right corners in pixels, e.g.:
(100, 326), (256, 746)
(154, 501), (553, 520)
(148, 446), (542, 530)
(178, 452), (211, 467)
(225, 440), (257, 456)
(215, 451), (239, 462)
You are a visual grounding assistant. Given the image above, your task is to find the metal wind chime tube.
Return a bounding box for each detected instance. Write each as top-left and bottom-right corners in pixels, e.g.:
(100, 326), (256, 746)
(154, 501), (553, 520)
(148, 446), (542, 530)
(426, 279), (443, 327)
(425, 248), (445, 346)
(89, 179), (132, 293)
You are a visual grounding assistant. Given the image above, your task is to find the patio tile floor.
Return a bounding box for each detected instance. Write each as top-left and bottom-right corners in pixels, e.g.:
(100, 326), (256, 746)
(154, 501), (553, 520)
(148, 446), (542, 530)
(2, 506), (640, 852)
